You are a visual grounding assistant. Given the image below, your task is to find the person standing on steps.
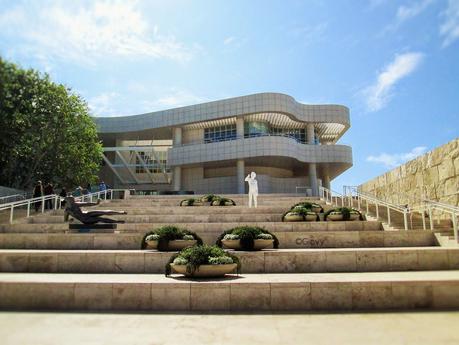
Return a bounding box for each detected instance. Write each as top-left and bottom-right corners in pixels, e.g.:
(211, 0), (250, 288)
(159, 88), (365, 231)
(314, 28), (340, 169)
(245, 171), (258, 208)
(33, 180), (43, 212)
(44, 182), (54, 210)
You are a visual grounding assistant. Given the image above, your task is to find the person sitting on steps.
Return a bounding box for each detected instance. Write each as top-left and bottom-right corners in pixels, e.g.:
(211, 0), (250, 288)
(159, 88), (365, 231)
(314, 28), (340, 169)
(64, 196), (127, 224)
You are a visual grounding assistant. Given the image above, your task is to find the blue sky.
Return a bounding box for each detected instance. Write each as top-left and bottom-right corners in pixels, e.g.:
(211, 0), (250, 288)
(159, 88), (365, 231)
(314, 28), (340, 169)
(0, 0), (458, 190)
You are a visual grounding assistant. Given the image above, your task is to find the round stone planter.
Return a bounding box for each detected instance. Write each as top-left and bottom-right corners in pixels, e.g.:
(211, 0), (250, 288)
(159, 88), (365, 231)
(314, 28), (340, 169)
(211, 200), (235, 206)
(180, 200), (204, 206)
(170, 263), (237, 277)
(146, 239), (197, 251)
(349, 212), (361, 221)
(222, 239), (274, 250)
(327, 213), (344, 221)
(283, 213), (304, 222)
(311, 206), (322, 213)
(304, 213), (318, 221)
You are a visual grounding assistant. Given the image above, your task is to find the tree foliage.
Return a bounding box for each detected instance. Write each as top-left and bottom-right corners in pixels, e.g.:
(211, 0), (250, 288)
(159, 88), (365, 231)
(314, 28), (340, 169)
(0, 57), (103, 189)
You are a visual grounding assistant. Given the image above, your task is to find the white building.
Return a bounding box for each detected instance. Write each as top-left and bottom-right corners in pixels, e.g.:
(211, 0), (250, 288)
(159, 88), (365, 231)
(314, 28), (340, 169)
(95, 93), (352, 195)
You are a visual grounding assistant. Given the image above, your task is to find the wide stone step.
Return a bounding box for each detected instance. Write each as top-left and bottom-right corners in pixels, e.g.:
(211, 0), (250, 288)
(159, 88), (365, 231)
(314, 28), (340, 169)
(0, 230), (436, 250)
(1, 271), (458, 311)
(28, 214), (286, 224)
(50, 206), (292, 215)
(0, 221), (382, 234)
(0, 247), (457, 274)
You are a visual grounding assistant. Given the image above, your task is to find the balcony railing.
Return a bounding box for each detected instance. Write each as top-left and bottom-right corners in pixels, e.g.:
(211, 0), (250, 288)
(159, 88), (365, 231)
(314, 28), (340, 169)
(177, 133), (321, 147)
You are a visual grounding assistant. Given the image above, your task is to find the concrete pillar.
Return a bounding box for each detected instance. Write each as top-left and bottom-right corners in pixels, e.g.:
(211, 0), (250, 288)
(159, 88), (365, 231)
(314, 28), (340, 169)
(323, 172), (330, 190)
(173, 127), (182, 146)
(173, 166), (181, 191)
(306, 123), (315, 145)
(237, 159), (245, 194)
(236, 117), (244, 138)
(309, 163), (318, 196)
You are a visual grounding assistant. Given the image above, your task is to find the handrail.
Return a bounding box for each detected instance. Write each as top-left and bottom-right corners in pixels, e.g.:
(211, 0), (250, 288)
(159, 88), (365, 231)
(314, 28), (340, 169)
(341, 185), (409, 230)
(0, 189), (133, 224)
(174, 133), (322, 147)
(0, 193), (28, 204)
(409, 199), (459, 242)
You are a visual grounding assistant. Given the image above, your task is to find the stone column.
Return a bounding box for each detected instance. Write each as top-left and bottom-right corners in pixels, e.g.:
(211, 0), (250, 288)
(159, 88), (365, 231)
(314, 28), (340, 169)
(173, 166), (181, 191)
(306, 123), (315, 144)
(309, 163), (318, 196)
(173, 127), (182, 146)
(236, 117), (244, 139)
(237, 159), (245, 194)
(322, 171), (330, 190)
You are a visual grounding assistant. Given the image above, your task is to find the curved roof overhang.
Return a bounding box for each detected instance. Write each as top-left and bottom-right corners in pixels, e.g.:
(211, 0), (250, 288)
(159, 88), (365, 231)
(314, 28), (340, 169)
(95, 92), (350, 143)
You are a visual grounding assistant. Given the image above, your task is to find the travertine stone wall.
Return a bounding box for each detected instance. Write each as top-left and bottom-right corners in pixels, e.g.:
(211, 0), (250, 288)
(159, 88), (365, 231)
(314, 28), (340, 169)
(359, 138), (459, 207)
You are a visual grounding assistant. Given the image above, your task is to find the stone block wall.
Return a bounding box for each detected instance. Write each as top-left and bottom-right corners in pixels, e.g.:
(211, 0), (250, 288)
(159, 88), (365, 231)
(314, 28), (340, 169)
(359, 138), (459, 207)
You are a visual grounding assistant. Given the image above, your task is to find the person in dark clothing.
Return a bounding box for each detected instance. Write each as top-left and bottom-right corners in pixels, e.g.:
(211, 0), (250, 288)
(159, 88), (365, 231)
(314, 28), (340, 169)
(33, 181), (43, 212)
(44, 183), (54, 210)
(59, 187), (67, 208)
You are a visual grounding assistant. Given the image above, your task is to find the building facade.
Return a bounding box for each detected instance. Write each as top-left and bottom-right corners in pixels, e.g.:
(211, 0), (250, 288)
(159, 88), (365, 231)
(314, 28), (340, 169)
(95, 93), (352, 195)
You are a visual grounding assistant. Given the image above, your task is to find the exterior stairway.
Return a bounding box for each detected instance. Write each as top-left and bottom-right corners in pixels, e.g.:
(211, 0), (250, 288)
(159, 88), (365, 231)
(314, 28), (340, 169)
(0, 193), (458, 311)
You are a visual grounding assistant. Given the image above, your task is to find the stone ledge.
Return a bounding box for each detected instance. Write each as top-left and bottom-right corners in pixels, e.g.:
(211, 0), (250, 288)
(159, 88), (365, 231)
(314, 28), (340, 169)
(1, 271), (459, 311)
(0, 231), (435, 250)
(0, 247), (456, 274)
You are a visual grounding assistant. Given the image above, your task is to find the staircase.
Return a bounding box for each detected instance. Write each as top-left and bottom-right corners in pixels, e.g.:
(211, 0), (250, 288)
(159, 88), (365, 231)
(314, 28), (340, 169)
(1, 193), (459, 311)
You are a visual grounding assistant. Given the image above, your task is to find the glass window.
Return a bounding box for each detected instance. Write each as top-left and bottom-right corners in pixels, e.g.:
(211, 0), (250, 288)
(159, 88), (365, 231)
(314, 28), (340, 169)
(244, 121), (270, 137)
(204, 124), (237, 143)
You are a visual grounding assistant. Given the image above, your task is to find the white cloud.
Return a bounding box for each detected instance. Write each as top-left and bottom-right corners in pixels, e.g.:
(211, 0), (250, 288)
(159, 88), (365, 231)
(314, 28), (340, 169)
(396, 0), (434, 22)
(440, 0), (459, 47)
(367, 146), (428, 168)
(362, 52), (424, 112)
(88, 92), (120, 116)
(380, 0), (434, 34)
(224, 36), (236, 45)
(152, 89), (207, 108)
(0, 1), (193, 66)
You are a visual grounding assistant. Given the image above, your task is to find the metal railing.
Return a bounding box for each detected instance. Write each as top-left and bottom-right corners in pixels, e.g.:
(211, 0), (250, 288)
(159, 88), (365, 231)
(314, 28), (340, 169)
(343, 185), (410, 230)
(319, 186), (346, 207)
(409, 200), (459, 242)
(176, 133), (322, 147)
(0, 193), (28, 205)
(0, 189), (132, 224)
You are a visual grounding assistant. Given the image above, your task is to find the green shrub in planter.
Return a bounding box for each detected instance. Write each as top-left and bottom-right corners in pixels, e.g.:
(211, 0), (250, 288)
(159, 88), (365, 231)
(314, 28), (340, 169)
(323, 207), (363, 221)
(210, 197), (236, 206)
(201, 194), (218, 202)
(141, 225), (203, 250)
(291, 202), (324, 213)
(165, 245), (241, 276)
(282, 207), (320, 222)
(216, 226), (279, 251)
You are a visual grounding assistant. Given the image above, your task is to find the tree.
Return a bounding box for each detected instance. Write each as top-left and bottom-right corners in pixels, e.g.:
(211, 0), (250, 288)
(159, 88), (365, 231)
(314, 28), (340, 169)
(0, 57), (103, 190)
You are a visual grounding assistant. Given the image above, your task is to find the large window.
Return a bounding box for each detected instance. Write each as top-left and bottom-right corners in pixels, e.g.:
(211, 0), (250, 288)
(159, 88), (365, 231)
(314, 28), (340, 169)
(204, 124), (237, 143)
(244, 121), (270, 137)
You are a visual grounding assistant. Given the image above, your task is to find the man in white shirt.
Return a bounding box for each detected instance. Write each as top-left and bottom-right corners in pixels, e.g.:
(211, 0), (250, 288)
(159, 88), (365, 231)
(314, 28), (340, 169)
(245, 172), (258, 208)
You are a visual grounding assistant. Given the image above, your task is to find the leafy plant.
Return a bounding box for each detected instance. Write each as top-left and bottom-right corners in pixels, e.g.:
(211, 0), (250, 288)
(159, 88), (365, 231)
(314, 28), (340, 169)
(201, 194), (218, 202)
(216, 226), (279, 250)
(165, 245), (241, 276)
(180, 198), (196, 206)
(291, 202), (324, 213)
(323, 207), (363, 221)
(141, 225), (203, 250)
(211, 197), (236, 206)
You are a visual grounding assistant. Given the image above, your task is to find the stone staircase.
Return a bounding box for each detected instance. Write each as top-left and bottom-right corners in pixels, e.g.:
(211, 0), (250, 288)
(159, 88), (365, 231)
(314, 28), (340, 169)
(0, 194), (458, 311)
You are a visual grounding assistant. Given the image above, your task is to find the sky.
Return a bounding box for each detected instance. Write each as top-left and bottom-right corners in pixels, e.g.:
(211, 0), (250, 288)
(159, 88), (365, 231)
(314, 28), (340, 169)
(0, 0), (458, 191)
